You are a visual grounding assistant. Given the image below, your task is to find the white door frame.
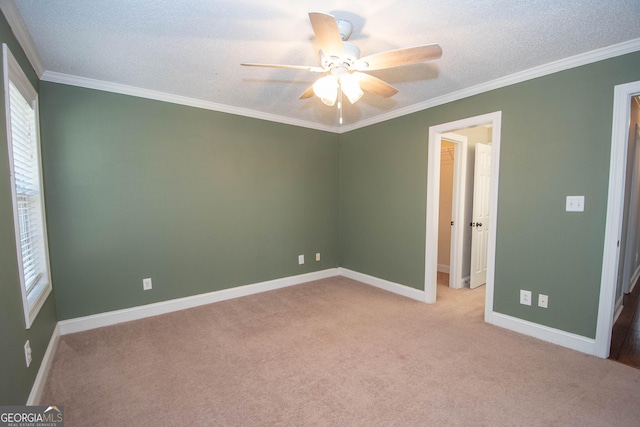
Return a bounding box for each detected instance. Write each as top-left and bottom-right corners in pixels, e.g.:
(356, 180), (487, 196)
(621, 122), (640, 295)
(441, 132), (467, 289)
(425, 111), (502, 323)
(596, 80), (640, 358)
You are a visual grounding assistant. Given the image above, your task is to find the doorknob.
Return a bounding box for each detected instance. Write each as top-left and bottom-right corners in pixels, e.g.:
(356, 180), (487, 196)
(470, 222), (483, 227)
(477, 222), (482, 227)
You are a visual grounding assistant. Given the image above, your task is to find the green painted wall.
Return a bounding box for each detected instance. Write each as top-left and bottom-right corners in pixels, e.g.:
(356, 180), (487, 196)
(340, 51), (640, 338)
(0, 16), (58, 404)
(2, 6), (639, 402)
(39, 83), (339, 320)
(339, 115), (429, 288)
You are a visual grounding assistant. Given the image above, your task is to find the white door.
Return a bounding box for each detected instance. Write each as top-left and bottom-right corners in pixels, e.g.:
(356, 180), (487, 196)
(470, 143), (492, 289)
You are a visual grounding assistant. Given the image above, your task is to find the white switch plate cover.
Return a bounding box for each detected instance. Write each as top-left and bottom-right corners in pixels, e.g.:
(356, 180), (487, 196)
(538, 294), (549, 308)
(143, 278), (152, 290)
(520, 290), (532, 306)
(566, 196), (585, 212)
(298, 255), (304, 265)
(316, 253), (320, 261)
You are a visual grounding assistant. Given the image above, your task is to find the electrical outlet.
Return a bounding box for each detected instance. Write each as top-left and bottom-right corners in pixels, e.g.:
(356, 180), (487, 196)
(538, 294), (549, 308)
(316, 253), (320, 261)
(298, 255), (304, 265)
(143, 278), (152, 290)
(565, 196), (585, 212)
(24, 340), (32, 367)
(520, 290), (532, 306)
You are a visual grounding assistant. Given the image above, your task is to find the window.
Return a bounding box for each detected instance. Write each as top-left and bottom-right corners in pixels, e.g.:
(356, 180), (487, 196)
(3, 44), (51, 328)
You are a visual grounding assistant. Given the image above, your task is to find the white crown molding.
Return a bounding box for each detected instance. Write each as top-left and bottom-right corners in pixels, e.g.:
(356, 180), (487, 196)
(0, 0), (44, 77)
(339, 37), (640, 134)
(8, 1), (639, 136)
(41, 70), (340, 134)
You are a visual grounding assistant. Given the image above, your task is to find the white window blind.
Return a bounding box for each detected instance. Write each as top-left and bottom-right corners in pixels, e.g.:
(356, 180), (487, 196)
(4, 44), (51, 329)
(10, 81), (44, 293)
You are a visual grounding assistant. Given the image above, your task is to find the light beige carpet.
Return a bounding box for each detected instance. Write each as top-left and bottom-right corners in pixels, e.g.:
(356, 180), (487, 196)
(41, 277), (640, 426)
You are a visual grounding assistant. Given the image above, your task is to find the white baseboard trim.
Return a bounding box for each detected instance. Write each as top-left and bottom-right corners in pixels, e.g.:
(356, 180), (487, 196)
(54, 267), (600, 359)
(35, 267), (606, 405)
(338, 268), (425, 302)
(487, 312), (596, 355)
(27, 323), (60, 405)
(629, 267), (640, 293)
(59, 269), (339, 335)
(437, 264), (450, 274)
(614, 300), (624, 324)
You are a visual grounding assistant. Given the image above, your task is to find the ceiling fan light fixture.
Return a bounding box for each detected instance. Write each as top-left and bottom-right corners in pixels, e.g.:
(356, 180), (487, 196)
(340, 73), (364, 104)
(313, 75), (338, 106)
(242, 12), (442, 122)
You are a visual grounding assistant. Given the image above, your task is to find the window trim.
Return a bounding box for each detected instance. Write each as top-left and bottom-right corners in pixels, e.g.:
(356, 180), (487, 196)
(3, 44), (52, 329)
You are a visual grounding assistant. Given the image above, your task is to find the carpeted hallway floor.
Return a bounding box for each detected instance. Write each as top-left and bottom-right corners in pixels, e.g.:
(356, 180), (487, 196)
(41, 276), (640, 426)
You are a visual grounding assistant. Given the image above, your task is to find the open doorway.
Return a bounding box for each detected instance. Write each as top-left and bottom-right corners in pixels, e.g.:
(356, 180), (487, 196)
(437, 140), (456, 281)
(617, 101), (640, 302)
(437, 133), (467, 289)
(425, 112), (502, 323)
(597, 82), (640, 358)
(436, 128), (493, 290)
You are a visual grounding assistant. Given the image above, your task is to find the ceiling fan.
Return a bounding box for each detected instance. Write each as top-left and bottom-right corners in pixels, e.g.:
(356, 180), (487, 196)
(241, 12), (442, 122)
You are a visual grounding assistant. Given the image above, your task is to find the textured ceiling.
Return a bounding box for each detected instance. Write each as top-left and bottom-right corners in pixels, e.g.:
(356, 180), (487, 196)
(8, 0), (640, 132)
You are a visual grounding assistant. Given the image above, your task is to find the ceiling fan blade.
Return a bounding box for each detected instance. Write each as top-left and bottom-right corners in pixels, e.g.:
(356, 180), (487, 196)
(355, 44), (442, 71)
(300, 85), (315, 99)
(308, 12), (344, 57)
(354, 72), (398, 98)
(241, 63), (325, 72)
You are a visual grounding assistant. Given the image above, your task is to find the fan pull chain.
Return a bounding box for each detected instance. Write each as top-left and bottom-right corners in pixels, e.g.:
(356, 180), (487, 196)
(338, 83), (343, 125)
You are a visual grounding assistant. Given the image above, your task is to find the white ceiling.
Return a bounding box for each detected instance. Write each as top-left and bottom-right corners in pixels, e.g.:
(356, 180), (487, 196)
(6, 0), (640, 132)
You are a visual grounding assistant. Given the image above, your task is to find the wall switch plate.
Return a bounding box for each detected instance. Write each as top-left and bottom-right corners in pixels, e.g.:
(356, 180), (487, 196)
(566, 196), (585, 212)
(538, 294), (549, 308)
(143, 278), (152, 290)
(298, 255), (304, 265)
(24, 340), (32, 367)
(316, 253), (320, 261)
(520, 290), (532, 306)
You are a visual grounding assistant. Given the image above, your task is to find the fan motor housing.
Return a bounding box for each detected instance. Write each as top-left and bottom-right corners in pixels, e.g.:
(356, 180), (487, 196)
(336, 19), (353, 41)
(322, 42), (361, 71)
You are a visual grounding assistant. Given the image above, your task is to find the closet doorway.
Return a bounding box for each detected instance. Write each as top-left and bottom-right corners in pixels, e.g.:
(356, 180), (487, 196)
(425, 112), (502, 323)
(437, 133), (467, 289)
